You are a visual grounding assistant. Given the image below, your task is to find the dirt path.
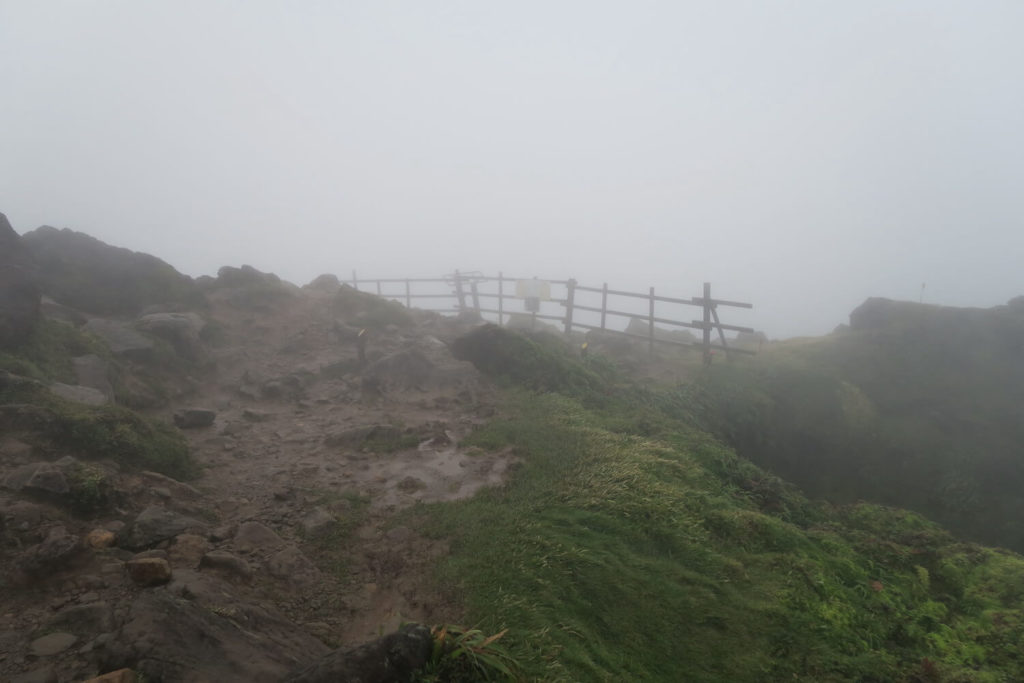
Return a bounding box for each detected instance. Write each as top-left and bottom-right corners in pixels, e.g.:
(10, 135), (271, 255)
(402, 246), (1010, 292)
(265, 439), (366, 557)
(168, 288), (512, 645)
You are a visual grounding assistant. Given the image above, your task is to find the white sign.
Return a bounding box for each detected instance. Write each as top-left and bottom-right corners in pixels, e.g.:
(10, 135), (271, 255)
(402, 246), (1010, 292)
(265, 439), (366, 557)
(515, 279), (551, 300)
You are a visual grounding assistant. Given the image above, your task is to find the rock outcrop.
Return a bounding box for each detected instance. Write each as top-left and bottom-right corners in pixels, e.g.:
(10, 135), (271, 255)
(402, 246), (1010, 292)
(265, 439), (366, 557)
(20, 226), (202, 316)
(0, 212), (41, 349)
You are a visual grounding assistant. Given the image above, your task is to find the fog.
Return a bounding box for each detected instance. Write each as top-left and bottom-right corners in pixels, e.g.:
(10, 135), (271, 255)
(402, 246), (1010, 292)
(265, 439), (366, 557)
(2, 2), (1022, 338)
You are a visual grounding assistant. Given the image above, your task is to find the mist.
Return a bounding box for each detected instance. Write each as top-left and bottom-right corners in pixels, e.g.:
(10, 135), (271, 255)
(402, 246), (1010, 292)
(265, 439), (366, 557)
(2, 1), (1022, 338)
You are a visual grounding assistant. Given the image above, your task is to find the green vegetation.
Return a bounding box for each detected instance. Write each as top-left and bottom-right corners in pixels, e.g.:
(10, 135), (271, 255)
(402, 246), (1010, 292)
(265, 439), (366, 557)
(65, 461), (118, 515)
(683, 317), (1024, 551)
(406, 326), (1024, 682)
(0, 319), (108, 383)
(0, 377), (196, 480)
(417, 624), (518, 682)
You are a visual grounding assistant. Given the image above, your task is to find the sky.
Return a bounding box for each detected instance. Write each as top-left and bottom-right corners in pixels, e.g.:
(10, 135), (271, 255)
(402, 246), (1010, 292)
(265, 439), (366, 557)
(2, 1), (1022, 338)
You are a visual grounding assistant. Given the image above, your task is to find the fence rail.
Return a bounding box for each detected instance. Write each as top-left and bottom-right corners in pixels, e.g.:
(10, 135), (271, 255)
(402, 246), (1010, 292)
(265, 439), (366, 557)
(349, 270), (754, 363)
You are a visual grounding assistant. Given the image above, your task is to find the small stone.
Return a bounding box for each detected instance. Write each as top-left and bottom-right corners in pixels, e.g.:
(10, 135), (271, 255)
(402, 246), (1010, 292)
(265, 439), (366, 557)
(101, 562), (124, 575)
(30, 631), (78, 656)
(300, 508), (336, 536)
(86, 529), (117, 549)
(126, 558), (172, 586)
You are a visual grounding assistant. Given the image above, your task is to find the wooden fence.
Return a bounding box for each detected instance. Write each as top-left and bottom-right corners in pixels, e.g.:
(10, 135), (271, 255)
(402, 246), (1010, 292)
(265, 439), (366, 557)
(349, 270), (755, 363)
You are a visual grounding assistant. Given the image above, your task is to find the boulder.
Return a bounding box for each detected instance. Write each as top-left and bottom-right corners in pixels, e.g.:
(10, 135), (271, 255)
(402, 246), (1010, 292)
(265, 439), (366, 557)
(199, 550), (253, 581)
(265, 545), (321, 587)
(73, 354), (115, 399)
(137, 312), (205, 357)
(304, 273), (342, 292)
(0, 212), (41, 349)
(49, 382), (110, 406)
(283, 623), (432, 683)
(29, 632), (78, 657)
(83, 318), (155, 359)
(46, 601), (115, 635)
(14, 525), (87, 580)
(173, 408), (216, 429)
(99, 591), (329, 683)
(21, 225), (202, 316)
(3, 462), (69, 495)
(124, 506), (204, 550)
(300, 508), (336, 536)
(232, 521), (285, 553)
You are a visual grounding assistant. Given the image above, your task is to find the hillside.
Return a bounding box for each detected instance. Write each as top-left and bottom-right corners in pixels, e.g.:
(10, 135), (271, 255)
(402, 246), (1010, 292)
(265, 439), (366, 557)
(689, 296), (1024, 552)
(0, 224), (1023, 682)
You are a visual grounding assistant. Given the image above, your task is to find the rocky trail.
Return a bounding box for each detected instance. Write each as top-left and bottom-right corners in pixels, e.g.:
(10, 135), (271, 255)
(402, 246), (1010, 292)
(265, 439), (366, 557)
(0, 276), (517, 683)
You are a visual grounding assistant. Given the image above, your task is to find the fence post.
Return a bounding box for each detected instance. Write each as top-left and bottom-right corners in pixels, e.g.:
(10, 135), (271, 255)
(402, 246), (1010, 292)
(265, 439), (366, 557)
(352, 270), (359, 291)
(564, 278), (576, 336)
(649, 286), (655, 355)
(601, 282), (608, 330)
(471, 280), (480, 314)
(454, 270), (466, 311)
(376, 281), (382, 296)
(710, 305), (730, 359)
(498, 273), (504, 325)
(405, 279), (411, 308)
(702, 282), (712, 365)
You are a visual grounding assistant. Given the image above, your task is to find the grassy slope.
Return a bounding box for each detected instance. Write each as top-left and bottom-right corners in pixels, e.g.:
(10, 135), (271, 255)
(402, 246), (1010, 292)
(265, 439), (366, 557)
(687, 314), (1024, 551)
(408, 328), (1024, 682)
(0, 319), (196, 480)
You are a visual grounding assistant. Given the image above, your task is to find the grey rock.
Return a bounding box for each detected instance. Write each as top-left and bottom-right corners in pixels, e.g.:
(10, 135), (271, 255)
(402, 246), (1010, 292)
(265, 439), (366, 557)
(265, 545), (320, 586)
(173, 408), (216, 429)
(199, 550), (253, 581)
(98, 591), (328, 682)
(124, 506), (204, 550)
(72, 354), (114, 399)
(300, 508), (336, 536)
(137, 311), (205, 340)
(137, 312), (205, 358)
(3, 462), (69, 495)
(11, 667), (57, 683)
(15, 525), (87, 580)
(283, 624), (432, 683)
(47, 601), (114, 635)
(83, 318), (155, 359)
(49, 382), (109, 406)
(232, 521), (284, 553)
(29, 631), (78, 656)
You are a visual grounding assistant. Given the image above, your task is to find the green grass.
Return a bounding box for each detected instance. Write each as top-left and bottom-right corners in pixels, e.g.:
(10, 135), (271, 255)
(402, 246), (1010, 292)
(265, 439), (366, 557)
(409, 392), (1024, 681)
(0, 377), (197, 480)
(0, 319), (109, 383)
(684, 326), (1024, 551)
